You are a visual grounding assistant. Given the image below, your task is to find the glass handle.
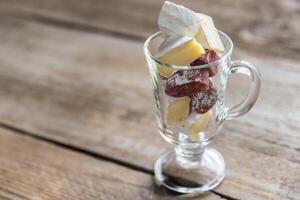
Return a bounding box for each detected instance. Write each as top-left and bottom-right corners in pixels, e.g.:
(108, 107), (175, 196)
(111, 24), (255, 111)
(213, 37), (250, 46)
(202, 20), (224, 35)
(226, 60), (261, 120)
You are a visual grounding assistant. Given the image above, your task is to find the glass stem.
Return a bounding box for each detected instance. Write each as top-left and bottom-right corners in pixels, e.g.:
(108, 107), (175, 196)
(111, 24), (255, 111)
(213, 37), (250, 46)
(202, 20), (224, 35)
(175, 145), (205, 167)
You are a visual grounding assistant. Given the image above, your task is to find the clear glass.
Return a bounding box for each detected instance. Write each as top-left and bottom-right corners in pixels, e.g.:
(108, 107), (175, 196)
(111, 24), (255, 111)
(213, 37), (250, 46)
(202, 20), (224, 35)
(144, 31), (261, 194)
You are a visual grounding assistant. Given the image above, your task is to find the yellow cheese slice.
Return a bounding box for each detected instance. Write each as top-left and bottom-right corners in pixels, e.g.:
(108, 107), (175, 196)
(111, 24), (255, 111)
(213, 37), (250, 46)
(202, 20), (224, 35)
(167, 97), (191, 125)
(158, 39), (205, 77)
(188, 110), (213, 141)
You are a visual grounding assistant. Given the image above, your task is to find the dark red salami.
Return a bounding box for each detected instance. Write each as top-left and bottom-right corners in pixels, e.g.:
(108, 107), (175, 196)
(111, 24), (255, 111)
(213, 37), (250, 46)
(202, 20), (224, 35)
(190, 81), (218, 114)
(165, 69), (209, 97)
(190, 50), (220, 77)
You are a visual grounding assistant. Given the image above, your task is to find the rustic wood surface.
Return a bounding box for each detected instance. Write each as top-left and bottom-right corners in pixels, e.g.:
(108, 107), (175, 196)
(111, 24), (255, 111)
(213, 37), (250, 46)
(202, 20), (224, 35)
(0, 127), (225, 200)
(0, 0), (299, 199)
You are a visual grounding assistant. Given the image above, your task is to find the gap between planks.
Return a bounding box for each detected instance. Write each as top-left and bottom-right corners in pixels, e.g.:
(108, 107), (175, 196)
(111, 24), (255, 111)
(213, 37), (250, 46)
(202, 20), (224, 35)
(5, 9), (145, 42)
(0, 122), (238, 200)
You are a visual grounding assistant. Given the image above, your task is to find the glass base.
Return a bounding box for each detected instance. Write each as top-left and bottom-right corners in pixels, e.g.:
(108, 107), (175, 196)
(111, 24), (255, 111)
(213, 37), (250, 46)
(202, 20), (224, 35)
(154, 148), (225, 194)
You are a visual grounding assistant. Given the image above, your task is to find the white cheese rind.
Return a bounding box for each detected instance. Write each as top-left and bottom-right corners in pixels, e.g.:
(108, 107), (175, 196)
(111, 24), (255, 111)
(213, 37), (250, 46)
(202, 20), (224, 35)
(158, 1), (200, 37)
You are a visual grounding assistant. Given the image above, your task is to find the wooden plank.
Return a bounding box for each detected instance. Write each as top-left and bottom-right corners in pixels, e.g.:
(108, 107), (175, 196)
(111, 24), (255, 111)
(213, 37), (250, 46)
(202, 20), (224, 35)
(0, 15), (299, 199)
(0, 0), (299, 61)
(0, 127), (223, 200)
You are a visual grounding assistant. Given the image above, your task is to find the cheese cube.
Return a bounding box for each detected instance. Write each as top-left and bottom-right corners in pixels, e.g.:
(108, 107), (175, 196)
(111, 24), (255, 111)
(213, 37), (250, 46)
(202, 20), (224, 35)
(195, 13), (225, 52)
(167, 97), (191, 125)
(188, 110), (212, 141)
(159, 38), (205, 67)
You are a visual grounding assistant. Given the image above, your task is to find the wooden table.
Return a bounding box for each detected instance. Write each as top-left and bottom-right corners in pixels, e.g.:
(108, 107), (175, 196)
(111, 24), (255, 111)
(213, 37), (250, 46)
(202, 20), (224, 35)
(0, 0), (299, 199)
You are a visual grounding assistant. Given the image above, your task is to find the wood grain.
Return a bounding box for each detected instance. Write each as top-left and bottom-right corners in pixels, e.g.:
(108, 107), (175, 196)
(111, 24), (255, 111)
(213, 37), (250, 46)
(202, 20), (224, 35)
(0, 126), (225, 200)
(0, 15), (299, 199)
(0, 0), (299, 60)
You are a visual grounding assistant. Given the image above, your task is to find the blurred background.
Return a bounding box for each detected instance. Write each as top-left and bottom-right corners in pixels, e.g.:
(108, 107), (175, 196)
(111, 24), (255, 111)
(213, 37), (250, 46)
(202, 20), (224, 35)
(2, 0), (299, 58)
(0, 0), (299, 199)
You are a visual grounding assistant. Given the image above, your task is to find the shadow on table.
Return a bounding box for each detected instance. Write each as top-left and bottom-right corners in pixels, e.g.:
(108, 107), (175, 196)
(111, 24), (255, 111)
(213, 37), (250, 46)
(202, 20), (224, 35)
(149, 177), (214, 199)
